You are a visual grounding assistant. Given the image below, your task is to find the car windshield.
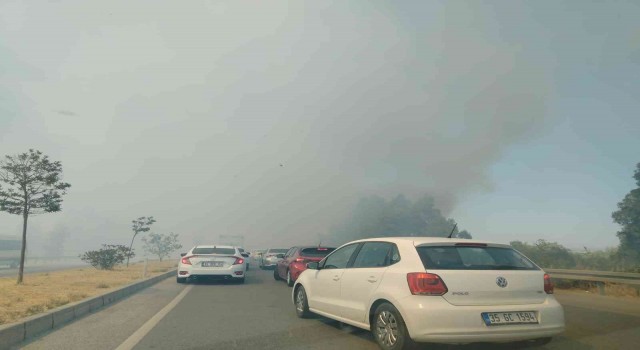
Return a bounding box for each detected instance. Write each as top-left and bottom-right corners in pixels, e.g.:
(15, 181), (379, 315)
(192, 247), (236, 255)
(300, 248), (336, 257)
(416, 246), (539, 271)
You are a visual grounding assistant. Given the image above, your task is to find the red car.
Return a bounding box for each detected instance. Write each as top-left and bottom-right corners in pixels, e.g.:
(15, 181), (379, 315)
(274, 246), (336, 286)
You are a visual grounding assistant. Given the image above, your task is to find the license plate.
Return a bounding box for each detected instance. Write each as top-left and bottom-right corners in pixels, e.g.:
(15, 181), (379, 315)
(201, 261), (223, 267)
(481, 311), (538, 326)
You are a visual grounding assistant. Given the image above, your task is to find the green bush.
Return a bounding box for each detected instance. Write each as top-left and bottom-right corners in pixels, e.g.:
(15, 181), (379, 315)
(80, 244), (134, 270)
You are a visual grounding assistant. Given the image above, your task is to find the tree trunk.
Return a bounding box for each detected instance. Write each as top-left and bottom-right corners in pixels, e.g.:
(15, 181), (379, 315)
(17, 210), (28, 284)
(126, 234), (136, 267)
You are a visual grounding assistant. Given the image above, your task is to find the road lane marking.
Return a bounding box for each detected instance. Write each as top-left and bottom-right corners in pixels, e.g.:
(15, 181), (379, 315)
(115, 284), (193, 350)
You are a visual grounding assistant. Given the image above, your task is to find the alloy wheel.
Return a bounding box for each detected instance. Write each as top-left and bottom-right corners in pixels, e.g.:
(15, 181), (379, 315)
(376, 310), (399, 347)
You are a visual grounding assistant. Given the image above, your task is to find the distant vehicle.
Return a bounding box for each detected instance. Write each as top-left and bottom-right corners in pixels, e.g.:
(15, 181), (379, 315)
(251, 249), (266, 262)
(259, 248), (288, 269)
(0, 235), (21, 269)
(177, 245), (246, 284)
(274, 246), (336, 286)
(237, 247), (251, 270)
(293, 237), (565, 350)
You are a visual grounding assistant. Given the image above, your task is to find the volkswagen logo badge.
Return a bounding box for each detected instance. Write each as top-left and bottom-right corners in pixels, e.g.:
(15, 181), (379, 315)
(496, 276), (508, 288)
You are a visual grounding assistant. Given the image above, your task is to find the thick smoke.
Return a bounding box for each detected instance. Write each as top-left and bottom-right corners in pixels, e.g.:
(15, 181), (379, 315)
(0, 1), (557, 250)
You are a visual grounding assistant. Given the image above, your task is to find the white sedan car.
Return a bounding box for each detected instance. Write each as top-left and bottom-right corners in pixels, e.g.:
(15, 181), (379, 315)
(177, 245), (246, 284)
(292, 237), (565, 350)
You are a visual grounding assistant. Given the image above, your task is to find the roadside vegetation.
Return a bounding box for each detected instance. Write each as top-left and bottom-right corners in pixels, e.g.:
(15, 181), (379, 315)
(0, 260), (175, 325)
(0, 150), (71, 284)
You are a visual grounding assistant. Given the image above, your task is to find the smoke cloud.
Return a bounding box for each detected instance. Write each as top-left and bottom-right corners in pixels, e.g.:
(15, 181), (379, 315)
(1, 1), (563, 250)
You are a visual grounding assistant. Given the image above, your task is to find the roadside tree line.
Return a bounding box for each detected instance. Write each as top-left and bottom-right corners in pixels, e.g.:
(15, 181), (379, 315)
(0, 150), (183, 282)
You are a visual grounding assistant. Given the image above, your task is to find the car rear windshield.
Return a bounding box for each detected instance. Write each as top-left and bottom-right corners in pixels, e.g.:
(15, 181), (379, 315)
(300, 247), (336, 257)
(192, 247), (236, 255)
(416, 245), (539, 270)
(268, 249), (288, 253)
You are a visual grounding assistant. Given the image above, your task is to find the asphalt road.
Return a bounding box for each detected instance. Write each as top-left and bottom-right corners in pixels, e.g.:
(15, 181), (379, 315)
(19, 269), (640, 350)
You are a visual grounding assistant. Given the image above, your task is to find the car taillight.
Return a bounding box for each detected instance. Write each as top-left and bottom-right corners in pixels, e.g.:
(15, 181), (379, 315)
(295, 258), (307, 263)
(407, 272), (448, 296)
(181, 256), (192, 265)
(233, 257), (245, 265)
(544, 273), (554, 294)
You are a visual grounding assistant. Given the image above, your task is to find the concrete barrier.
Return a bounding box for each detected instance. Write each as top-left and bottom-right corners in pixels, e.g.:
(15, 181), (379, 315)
(0, 269), (175, 350)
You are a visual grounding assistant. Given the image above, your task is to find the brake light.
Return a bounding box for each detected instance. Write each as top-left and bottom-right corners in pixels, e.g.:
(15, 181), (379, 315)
(233, 257), (245, 265)
(407, 273), (448, 296)
(295, 258), (307, 263)
(544, 273), (554, 294)
(181, 256), (192, 265)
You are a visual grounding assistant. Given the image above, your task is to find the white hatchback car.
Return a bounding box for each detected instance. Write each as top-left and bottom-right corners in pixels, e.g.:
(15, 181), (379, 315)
(177, 245), (246, 284)
(292, 237), (565, 350)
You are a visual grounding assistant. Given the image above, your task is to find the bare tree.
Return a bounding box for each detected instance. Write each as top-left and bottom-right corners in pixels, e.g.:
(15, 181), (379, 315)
(142, 232), (182, 261)
(127, 216), (156, 267)
(0, 150), (71, 284)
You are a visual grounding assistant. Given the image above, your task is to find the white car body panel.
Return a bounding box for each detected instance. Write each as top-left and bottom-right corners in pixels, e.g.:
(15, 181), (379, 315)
(177, 245), (246, 281)
(294, 237), (565, 344)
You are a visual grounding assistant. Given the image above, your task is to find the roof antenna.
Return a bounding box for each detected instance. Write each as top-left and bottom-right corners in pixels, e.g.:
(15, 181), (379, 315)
(447, 223), (458, 239)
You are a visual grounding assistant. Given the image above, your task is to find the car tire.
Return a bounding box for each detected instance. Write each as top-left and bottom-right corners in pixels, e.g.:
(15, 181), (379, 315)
(273, 268), (281, 281)
(176, 277), (187, 284)
(237, 277), (245, 284)
(294, 285), (311, 318)
(372, 303), (418, 350)
(286, 270), (294, 287)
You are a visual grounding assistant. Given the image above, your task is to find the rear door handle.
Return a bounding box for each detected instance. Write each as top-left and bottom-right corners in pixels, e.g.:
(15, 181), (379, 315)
(367, 276), (377, 283)
(333, 275), (340, 281)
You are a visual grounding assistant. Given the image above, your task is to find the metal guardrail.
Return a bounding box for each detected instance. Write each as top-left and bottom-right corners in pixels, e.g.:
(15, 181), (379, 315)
(546, 268), (640, 295)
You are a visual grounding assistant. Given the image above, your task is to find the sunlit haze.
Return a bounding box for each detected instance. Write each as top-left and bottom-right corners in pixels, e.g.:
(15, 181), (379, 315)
(1, 0), (639, 255)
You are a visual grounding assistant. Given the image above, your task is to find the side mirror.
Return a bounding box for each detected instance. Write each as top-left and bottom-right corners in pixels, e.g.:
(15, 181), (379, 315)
(180, 253), (187, 257)
(306, 262), (320, 270)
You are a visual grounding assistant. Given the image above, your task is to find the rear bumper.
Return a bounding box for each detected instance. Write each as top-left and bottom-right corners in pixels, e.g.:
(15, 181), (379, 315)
(178, 265), (245, 279)
(289, 264), (307, 281)
(396, 295), (565, 343)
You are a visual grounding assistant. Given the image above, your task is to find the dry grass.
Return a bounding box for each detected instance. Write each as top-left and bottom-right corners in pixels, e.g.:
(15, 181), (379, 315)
(0, 261), (176, 325)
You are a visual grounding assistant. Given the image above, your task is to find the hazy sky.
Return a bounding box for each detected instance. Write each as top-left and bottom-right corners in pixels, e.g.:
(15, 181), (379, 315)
(1, 0), (639, 254)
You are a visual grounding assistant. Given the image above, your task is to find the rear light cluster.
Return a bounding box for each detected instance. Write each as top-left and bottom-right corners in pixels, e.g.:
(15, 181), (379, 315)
(180, 255), (245, 266)
(544, 273), (554, 294)
(407, 272), (448, 296)
(294, 258), (307, 263)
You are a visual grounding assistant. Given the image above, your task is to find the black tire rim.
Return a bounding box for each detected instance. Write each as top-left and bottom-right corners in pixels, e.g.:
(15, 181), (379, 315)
(376, 310), (399, 347)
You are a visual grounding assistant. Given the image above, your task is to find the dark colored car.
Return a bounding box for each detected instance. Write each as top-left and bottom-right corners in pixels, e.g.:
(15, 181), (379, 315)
(274, 246), (336, 286)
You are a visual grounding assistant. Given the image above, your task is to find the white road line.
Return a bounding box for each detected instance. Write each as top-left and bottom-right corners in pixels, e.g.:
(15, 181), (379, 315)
(115, 284), (193, 350)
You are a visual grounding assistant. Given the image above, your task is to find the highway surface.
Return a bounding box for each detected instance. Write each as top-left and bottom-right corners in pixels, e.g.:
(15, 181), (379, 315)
(19, 268), (640, 350)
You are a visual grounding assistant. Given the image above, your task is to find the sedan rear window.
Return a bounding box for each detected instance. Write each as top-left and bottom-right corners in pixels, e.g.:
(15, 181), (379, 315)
(192, 247), (236, 255)
(416, 246), (539, 270)
(300, 247), (335, 257)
